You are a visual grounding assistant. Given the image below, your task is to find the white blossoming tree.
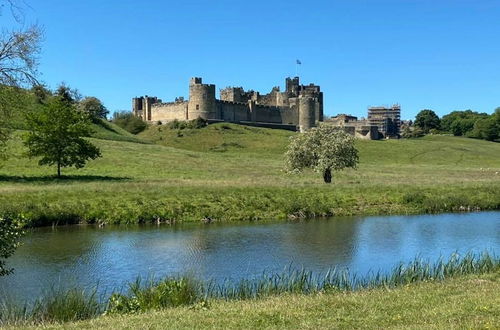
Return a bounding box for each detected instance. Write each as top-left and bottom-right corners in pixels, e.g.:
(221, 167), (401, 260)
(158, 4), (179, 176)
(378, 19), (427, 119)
(284, 125), (359, 183)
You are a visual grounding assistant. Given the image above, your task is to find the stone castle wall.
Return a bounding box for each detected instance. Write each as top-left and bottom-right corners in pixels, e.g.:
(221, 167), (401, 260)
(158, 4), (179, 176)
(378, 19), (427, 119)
(151, 102), (188, 122)
(133, 77), (322, 131)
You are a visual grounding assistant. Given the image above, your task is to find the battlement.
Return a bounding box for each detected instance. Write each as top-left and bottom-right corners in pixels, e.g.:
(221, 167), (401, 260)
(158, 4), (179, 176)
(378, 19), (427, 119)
(216, 99), (248, 106)
(152, 100), (188, 107)
(132, 76), (324, 131)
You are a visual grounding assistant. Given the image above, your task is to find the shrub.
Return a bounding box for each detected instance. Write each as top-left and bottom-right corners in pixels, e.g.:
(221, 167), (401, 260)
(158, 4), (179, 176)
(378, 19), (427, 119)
(112, 111), (147, 134)
(166, 118), (207, 130)
(106, 277), (201, 314)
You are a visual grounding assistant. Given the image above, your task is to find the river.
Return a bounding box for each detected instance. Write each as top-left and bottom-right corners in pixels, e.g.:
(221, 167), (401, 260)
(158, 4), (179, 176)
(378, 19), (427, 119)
(1, 211), (499, 301)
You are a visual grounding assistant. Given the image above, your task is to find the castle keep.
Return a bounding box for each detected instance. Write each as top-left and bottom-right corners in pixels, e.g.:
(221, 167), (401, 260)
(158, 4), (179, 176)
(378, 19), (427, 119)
(132, 77), (323, 132)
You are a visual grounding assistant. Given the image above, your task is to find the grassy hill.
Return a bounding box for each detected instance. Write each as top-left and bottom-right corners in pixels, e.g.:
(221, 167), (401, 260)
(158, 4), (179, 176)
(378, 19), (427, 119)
(0, 123), (499, 226)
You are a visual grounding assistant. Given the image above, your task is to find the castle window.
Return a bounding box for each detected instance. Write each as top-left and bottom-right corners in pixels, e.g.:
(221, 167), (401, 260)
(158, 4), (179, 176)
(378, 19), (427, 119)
(196, 104), (199, 110)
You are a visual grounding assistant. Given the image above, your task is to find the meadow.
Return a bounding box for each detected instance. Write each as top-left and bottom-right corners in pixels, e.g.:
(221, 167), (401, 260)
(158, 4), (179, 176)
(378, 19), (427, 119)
(0, 121), (499, 227)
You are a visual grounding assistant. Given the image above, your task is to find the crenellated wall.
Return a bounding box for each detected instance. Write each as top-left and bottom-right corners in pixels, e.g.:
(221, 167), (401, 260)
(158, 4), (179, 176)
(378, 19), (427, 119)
(217, 100), (250, 122)
(132, 76), (323, 132)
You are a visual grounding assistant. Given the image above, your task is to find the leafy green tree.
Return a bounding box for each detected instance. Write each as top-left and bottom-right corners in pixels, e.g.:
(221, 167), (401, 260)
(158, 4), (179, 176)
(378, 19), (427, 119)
(284, 125), (359, 183)
(24, 96), (101, 177)
(441, 110), (488, 136)
(414, 109), (440, 133)
(79, 96), (108, 119)
(55, 83), (81, 104)
(0, 216), (24, 276)
(112, 111), (147, 134)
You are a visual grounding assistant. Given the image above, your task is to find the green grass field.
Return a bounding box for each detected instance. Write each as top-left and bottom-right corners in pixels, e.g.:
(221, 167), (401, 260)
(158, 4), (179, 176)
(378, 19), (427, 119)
(13, 271), (500, 329)
(0, 122), (499, 226)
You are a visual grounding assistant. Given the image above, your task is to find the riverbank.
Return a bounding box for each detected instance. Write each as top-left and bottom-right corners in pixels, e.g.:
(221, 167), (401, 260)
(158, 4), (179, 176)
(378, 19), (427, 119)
(5, 269), (500, 329)
(1, 124), (499, 227)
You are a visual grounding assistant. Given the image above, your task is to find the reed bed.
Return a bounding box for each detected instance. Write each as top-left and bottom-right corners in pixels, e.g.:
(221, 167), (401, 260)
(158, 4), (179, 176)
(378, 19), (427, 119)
(1, 251), (498, 326)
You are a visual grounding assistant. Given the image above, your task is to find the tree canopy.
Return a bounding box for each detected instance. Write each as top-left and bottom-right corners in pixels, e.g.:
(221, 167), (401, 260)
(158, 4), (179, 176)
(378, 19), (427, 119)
(440, 110), (489, 136)
(79, 96), (108, 119)
(284, 125), (359, 183)
(112, 111), (147, 134)
(24, 95), (102, 177)
(415, 109), (440, 133)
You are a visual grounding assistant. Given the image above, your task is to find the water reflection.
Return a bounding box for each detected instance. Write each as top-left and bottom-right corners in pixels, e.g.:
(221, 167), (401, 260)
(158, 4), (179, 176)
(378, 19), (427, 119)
(0, 211), (498, 301)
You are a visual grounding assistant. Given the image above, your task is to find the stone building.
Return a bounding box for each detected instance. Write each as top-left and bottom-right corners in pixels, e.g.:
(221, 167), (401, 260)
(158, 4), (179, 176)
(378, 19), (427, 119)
(325, 114), (379, 140)
(132, 77), (323, 132)
(367, 105), (401, 137)
(325, 105), (402, 140)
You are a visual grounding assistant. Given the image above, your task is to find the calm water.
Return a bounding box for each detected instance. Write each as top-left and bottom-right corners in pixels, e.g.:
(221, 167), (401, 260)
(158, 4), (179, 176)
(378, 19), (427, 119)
(1, 211), (499, 301)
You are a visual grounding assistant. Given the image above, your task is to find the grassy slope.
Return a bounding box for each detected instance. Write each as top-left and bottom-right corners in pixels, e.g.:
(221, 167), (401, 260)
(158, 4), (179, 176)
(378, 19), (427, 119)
(0, 123), (499, 225)
(25, 272), (500, 329)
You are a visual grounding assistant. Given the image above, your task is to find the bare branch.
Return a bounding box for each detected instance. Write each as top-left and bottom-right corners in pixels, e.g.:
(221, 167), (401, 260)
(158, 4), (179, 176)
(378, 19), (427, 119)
(0, 24), (43, 87)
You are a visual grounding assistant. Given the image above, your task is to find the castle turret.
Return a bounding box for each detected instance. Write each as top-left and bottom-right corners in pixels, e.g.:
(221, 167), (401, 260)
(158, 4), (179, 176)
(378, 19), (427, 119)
(188, 77), (216, 120)
(298, 95), (317, 132)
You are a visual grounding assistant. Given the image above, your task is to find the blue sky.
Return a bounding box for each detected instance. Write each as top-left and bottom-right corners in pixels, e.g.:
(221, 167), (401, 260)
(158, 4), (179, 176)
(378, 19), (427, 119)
(3, 0), (499, 119)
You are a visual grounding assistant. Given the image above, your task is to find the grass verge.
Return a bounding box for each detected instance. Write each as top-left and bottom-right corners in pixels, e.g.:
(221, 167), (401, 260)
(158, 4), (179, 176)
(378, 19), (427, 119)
(1, 252), (498, 327)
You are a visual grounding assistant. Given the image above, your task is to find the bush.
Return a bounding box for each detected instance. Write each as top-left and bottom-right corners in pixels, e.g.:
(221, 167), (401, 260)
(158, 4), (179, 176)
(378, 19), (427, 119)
(0, 216), (24, 276)
(112, 111), (147, 134)
(106, 277), (201, 314)
(166, 118), (207, 130)
(401, 126), (424, 139)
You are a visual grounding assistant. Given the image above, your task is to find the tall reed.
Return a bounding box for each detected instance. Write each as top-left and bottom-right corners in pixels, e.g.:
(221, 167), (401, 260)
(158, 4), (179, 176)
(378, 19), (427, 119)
(0, 251), (498, 326)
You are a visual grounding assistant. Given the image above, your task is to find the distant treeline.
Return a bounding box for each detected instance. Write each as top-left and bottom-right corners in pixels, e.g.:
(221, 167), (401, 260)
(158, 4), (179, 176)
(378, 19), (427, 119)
(404, 108), (500, 141)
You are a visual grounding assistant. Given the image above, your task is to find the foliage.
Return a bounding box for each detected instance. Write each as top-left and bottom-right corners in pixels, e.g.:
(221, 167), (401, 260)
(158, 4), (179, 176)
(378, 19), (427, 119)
(0, 24), (42, 87)
(55, 83), (81, 104)
(24, 96), (101, 177)
(284, 125), (359, 183)
(0, 216), (24, 276)
(401, 126), (425, 139)
(166, 118), (208, 130)
(441, 110), (489, 136)
(468, 117), (499, 141)
(79, 97), (108, 120)
(414, 109), (440, 133)
(112, 111), (147, 134)
(107, 277), (201, 315)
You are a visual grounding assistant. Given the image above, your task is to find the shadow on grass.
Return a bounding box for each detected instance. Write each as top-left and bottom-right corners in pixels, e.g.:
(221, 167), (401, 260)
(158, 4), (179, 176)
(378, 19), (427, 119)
(0, 174), (131, 183)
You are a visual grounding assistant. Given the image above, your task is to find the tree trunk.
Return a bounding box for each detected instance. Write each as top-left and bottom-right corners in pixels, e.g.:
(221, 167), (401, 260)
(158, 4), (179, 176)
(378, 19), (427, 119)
(323, 168), (332, 183)
(57, 162), (61, 178)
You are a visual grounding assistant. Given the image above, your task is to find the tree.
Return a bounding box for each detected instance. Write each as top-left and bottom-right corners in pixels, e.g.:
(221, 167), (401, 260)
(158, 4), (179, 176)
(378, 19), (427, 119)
(414, 109), (440, 133)
(469, 118), (498, 141)
(0, 216), (24, 276)
(79, 96), (108, 119)
(284, 125), (359, 183)
(112, 111), (147, 134)
(55, 83), (81, 104)
(24, 95), (102, 177)
(0, 24), (42, 87)
(441, 110), (488, 135)
(0, 1), (42, 165)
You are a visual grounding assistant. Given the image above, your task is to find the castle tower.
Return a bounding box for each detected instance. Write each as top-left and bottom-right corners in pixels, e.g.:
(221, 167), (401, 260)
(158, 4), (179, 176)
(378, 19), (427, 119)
(187, 77), (216, 120)
(132, 97), (143, 119)
(298, 95), (317, 132)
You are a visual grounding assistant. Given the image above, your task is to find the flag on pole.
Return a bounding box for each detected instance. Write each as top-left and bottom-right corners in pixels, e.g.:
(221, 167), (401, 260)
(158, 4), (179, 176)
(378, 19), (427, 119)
(296, 59), (302, 65)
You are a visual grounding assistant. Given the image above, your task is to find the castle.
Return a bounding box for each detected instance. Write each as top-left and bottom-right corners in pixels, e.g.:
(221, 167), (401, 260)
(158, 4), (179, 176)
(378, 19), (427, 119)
(132, 77), (323, 132)
(325, 105), (401, 139)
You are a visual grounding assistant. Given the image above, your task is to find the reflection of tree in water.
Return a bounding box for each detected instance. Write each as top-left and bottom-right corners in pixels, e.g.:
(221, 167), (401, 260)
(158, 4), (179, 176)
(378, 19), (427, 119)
(278, 217), (362, 267)
(18, 226), (101, 263)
